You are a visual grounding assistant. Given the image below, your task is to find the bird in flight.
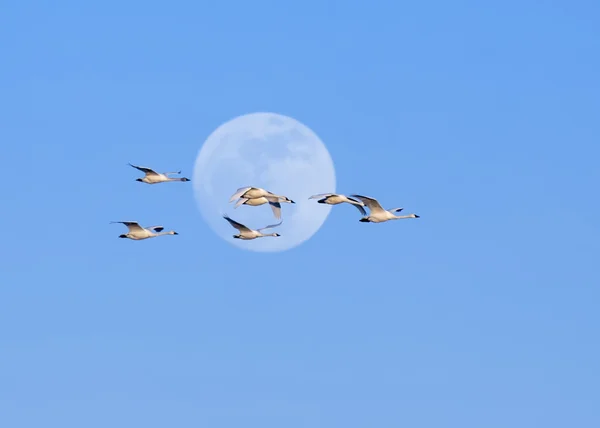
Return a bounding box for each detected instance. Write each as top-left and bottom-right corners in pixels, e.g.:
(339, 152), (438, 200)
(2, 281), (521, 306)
(110, 221), (179, 240)
(228, 186), (295, 204)
(350, 194), (420, 223)
(129, 163), (190, 184)
(222, 214), (283, 240)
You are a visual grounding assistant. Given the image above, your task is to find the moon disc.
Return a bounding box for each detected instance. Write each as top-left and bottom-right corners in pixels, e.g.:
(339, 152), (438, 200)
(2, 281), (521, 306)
(193, 112), (336, 253)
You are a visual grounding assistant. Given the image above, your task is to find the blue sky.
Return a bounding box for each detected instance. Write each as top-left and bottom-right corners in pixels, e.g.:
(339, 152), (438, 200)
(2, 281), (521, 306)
(1, 1), (599, 426)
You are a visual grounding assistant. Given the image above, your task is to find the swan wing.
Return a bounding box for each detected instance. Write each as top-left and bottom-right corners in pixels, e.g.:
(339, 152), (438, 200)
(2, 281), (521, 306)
(233, 198), (247, 209)
(345, 196), (364, 205)
(222, 214), (251, 233)
(128, 163), (159, 176)
(229, 187), (253, 203)
(110, 221), (145, 233)
(351, 203), (367, 216)
(386, 207), (404, 213)
(268, 201), (282, 219)
(349, 195), (385, 213)
(309, 193), (334, 199)
(257, 220), (283, 232)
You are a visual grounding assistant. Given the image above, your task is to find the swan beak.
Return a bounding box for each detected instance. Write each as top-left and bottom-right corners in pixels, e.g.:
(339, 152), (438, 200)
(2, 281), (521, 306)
(173, 232), (179, 235)
(291, 200), (296, 204)
(414, 215), (420, 218)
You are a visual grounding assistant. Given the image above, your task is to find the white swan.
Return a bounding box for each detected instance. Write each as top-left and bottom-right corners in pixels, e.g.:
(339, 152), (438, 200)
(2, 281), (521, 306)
(233, 196), (294, 220)
(222, 214), (282, 240)
(229, 186), (295, 204)
(111, 221), (179, 240)
(129, 163), (191, 184)
(350, 194), (420, 223)
(308, 193), (367, 216)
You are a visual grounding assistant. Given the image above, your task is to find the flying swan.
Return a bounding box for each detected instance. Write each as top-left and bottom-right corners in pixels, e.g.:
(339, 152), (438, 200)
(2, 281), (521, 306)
(308, 193), (367, 215)
(229, 187), (295, 204)
(111, 221), (179, 240)
(350, 194), (420, 223)
(222, 214), (283, 240)
(129, 163), (191, 184)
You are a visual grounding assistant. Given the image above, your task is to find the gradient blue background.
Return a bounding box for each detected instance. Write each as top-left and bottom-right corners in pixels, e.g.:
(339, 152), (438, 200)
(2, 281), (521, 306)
(1, 1), (599, 427)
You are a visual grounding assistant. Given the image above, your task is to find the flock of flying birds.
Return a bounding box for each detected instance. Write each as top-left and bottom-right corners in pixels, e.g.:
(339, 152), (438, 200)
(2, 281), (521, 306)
(111, 163), (421, 241)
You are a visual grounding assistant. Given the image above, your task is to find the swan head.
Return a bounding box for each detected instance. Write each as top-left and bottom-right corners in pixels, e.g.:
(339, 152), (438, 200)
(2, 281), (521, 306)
(118, 234), (128, 238)
(280, 197), (295, 204)
(181, 177), (191, 182)
(273, 233), (281, 237)
(359, 217), (370, 223)
(170, 231), (179, 235)
(135, 178), (143, 182)
(411, 214), (420, 218)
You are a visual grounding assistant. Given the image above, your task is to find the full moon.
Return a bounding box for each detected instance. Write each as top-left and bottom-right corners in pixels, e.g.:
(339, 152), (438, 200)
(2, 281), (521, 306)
(193, 112), (337, 253)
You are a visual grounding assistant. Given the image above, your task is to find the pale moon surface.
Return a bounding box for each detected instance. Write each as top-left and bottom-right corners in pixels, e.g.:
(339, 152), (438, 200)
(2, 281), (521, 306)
(193, 112), (337, 252)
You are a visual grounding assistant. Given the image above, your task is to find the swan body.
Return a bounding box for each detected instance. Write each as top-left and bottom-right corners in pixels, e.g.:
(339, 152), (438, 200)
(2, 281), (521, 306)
(111, 221), (179, 240)
(309, 193), (367, 216)
(129, 163), (190, 184)
(233, 196), (293, 219)
(222, 214), (282, 240)
(229, 186), (295, 205)
(350, 194), (420, 223)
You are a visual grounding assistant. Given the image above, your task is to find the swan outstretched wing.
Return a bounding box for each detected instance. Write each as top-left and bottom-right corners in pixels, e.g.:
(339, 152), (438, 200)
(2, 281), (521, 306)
(309, 193), (334, 199)
(257, 220), (283, 232)
(110, 221), (145, 233)
(268, 201), (282, 219)
(350, 195), (385, 213)
(345, 196), (364, 205)
(128, 163), (159, 176)
(229, 187), (253, 203)
(351, 203), (367, 216)
(222, 214), (252, 233)
(233, 198), (247, 209)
